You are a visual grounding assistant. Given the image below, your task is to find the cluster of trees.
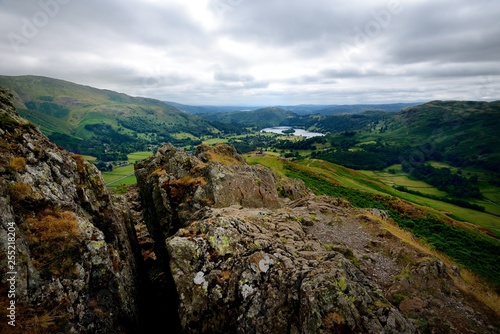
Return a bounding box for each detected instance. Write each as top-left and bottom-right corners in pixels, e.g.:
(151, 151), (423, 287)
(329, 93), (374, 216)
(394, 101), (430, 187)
(312, 141), (407, 170)
(228, 135), (277, 154)
(285, 112), (391, 133)
(402, 163), (482, 199)
(49, 127), (141, 162)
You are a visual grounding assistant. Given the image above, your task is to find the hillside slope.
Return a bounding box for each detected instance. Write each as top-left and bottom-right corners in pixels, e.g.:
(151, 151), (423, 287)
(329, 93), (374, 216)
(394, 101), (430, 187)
(201, 106), (297, 128)
(387, 100), (500, 173)
(0, 75), (219, 160)
(132, 143), (500, 333)
(0, 87), (141, 332)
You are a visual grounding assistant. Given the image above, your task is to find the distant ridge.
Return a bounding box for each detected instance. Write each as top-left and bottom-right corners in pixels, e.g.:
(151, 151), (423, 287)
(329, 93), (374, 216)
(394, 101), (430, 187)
(0, 75), (218, 160)
(164, 101), (262, 114)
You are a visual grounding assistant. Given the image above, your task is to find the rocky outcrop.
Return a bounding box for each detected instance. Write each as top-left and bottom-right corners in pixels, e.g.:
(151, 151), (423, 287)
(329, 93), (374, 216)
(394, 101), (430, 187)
(136, 143), (500, 334)
(2, 84), (499, 333)
(0, 88), (139, 333)
(136, 144), (418, 333)
(135, 143), (285, 241)
(167, 206), (416, 333)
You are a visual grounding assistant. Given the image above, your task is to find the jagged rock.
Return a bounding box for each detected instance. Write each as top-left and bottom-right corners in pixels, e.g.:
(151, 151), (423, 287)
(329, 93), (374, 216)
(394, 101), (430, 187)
(137, 144), (417, 333)
(167, 207), (416, 333)
(0, 88), (139, 333)
(136, 143), (500, 334)
(135, 143), (282, 240)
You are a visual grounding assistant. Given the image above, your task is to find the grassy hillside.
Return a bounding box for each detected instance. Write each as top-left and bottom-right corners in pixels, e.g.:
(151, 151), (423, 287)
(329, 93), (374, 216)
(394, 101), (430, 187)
(387, 100), (500, 173)
(316, 102), (419, 114)
(245, 153), (500, 286)
(0, 75), (219, 160)
(202, 107), (296, 128)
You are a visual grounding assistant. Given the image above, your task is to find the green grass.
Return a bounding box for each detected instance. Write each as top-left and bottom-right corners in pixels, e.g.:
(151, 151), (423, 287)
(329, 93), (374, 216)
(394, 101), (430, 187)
(362, 170), (448, 197)
(172, 132), (198, 140)
(82, 155), (97, 162)
(268, 158), (500, 285)
(127, 151), (153, 163)
(203, 138), (229, 145)
(102, 164), (135, 184)
(107, 175), (137, 189)
(102, 151), (153, 187)
(245, 154), (287, 178)
(246, 154), (500, 237)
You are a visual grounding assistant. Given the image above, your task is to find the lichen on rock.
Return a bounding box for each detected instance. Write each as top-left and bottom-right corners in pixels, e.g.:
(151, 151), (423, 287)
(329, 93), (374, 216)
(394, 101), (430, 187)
(0, 87), (139, 333)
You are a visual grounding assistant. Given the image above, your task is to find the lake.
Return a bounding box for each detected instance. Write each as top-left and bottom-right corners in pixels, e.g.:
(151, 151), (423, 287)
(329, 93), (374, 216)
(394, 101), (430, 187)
(260, 126), (325, 138)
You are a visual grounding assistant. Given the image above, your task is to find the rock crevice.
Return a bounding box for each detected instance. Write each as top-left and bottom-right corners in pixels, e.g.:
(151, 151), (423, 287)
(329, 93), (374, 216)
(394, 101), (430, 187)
(0, 88), (140, 333)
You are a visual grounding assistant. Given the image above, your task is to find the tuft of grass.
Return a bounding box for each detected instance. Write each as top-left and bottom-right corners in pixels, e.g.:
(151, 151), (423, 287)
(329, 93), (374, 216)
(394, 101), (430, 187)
(24, 209), (81, 276)
(71, 154), (87, 173)
(9, 156), (26, 171)
(9, 183), (32, 201)
(365, 211), (500, 315)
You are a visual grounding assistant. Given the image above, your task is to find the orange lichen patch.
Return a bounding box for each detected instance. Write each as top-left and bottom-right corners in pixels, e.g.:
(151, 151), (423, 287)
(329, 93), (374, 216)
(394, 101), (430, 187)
(197, 143), (246, 166)
(221, 270), (232, 280)
(171, 175), (208, 188)
(322, 311), (346, 331)
(25, 210), (78, 242)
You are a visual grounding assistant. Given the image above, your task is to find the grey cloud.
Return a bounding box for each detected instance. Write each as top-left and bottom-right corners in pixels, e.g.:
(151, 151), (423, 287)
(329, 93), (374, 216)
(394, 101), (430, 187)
(0, 0), (498, 105)
(213, 66), (269, 89)
(381, 1), (500, 65)
(214, 71), (255, 83)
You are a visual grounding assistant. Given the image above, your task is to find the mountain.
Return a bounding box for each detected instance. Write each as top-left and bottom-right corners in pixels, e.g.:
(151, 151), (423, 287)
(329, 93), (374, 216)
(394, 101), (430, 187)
(1, 87), (499, 333)
(275, 104), (334, 114)
(0, 75), (219, 160)
(316, 103), (421, 115)
(165, 102), (421, 116)
(387, 100), (500, 173)
(201, 106), (297, 128)
(0, 87), (142, 332)
(164, 101), (261, 114)
(134, 143), (500, 333)
(279, 100), (500, 174)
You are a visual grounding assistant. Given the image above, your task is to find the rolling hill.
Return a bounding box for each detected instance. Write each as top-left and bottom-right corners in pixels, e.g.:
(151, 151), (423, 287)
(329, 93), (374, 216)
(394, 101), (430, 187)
(0, 75), (219, 160)
(245, 153), (500, 283)
(201, 106), (297, 128)
(315, 102), (420, 115)
(164, 101), (261, 114)
(387, 100), (500, 173)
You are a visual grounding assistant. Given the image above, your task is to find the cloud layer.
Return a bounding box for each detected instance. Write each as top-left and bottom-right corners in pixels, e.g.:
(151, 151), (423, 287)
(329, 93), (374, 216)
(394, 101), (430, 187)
(1, 0), (499, 105)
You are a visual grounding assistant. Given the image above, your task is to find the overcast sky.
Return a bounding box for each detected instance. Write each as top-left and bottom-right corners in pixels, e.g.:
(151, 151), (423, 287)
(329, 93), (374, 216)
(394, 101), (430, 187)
(1, 0), (499, 105)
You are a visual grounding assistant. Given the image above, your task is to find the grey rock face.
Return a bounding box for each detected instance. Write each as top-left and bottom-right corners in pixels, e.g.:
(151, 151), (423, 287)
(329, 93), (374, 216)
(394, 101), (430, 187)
(0, 88), (139, 333)
(136, 144), (417, 333)
(166, 207), (416, 333)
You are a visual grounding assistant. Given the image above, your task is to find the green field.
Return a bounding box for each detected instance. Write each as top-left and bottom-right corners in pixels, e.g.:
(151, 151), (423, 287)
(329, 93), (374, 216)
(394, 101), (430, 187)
(246, 154), (500, 237)
(362, 169), (448, 197)
(102, 151), (153, 188)
(82, 155), (97, 162)
(203, 137), (229, 145)
(127, 151), (154, 163)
